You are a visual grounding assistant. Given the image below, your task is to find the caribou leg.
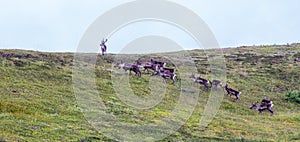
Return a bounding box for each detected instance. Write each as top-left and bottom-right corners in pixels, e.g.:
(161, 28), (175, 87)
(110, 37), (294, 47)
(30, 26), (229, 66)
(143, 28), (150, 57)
(205, 84), (210, 91)
(172, 77), (176, 84)
(268, 108), (274, 116)
(236, 95), (240, 102)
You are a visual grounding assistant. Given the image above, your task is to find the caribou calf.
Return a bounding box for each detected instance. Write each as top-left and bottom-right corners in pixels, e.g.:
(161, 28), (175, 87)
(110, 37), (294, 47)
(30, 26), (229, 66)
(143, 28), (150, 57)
(224, 83), (241, 101)
(190, 74), (211, 88)
(250, 99), (274, 116)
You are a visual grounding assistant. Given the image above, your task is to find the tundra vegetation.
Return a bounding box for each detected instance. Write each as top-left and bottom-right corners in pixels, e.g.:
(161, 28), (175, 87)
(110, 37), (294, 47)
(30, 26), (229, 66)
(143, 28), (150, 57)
(0, 44), (300, 141)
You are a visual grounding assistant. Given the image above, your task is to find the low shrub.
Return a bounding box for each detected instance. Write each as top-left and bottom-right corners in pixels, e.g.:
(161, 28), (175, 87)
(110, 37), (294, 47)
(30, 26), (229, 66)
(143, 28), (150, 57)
(285, 90), (300, 104)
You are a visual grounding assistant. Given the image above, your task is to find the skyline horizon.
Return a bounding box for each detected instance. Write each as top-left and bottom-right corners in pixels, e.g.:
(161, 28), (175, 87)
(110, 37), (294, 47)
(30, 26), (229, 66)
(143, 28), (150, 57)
(0, 41), (298, 53)
(1, 1), (300, 53)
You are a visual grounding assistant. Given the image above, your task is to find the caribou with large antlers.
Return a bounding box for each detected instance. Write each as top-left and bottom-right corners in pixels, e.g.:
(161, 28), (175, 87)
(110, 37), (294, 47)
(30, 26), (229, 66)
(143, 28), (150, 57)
(100, 38), (108, 56)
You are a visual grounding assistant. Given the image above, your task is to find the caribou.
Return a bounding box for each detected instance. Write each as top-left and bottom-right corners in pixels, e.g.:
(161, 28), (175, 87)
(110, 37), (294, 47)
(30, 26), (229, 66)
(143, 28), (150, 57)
(150, 58), (166, 68)
(100, 39), (108, 56)
(224, 83), (241, 101)
(129, 64), (142, 77)
(250, 99), (274, 116)
(190, 74), (211, 88)
(156, 70), (177, 84)
(160, 66), (175, 74)
(115, 63), (141, 77)
(137, 59), (169, 75)
(137, 60), (158, 74)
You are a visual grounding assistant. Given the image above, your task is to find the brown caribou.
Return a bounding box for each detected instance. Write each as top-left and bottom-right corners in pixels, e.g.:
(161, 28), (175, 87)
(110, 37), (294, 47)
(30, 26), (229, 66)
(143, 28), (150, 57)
(190, 74), (212, 89)
(224, 83), (241, 101)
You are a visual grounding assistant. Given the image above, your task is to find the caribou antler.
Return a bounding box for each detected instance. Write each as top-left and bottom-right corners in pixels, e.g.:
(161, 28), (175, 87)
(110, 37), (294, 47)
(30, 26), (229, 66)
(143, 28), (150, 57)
(101, 38), (108, 43)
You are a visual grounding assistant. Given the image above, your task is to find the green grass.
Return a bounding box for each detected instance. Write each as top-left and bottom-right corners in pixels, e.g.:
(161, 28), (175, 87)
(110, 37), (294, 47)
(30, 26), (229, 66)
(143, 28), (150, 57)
(1, 44), (300, 141)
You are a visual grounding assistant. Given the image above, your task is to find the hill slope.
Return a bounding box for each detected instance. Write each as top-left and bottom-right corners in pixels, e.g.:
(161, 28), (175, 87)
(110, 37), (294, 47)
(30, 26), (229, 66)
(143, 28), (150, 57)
(0, 44), (300, 141)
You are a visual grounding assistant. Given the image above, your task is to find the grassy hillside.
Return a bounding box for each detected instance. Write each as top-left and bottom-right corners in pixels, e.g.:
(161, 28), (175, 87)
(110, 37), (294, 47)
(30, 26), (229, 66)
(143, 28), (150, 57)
(0, 44), (300, 141)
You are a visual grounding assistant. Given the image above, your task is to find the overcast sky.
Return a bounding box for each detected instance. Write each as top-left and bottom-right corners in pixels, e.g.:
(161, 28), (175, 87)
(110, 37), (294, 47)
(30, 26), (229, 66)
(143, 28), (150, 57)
(0, 0), (299, 52)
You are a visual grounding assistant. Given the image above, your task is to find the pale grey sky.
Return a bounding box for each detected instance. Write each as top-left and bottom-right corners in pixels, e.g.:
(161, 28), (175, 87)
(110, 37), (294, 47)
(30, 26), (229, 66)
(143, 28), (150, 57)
(0, 0), (299, 52)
